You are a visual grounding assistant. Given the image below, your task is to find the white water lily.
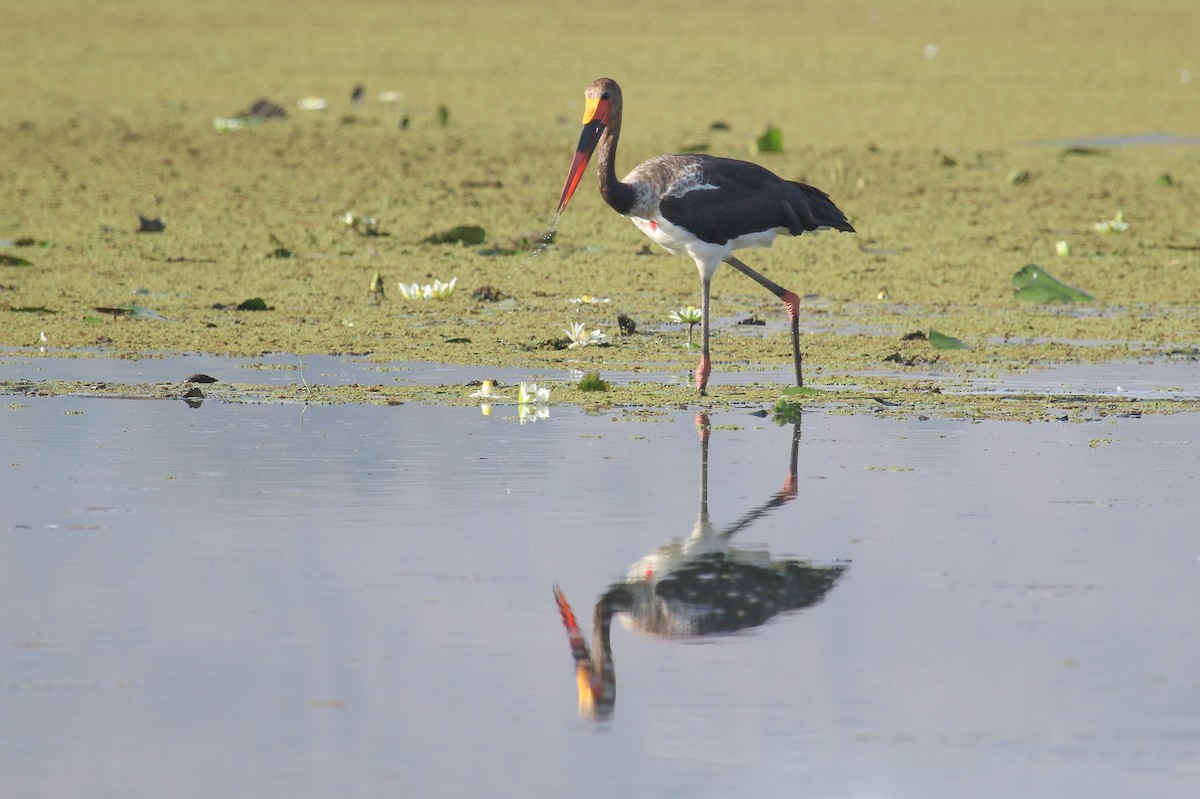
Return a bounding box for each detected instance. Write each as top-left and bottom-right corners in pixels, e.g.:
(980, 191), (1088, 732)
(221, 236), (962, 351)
(398, 277), (457, 301)
(213, 116), (247, 131)
(468, 379), (507, 400)
(668, 306), (703, 348)
(297, 97), (329, 111)
(517, 383), (551, 424)
(568, 295), (610, 305)
(1093, 211), (1129, 234)
(564, 321), (608, 349)
(668, 306), (702, 324)
(518, 382), (551, 405)
(343, 211), (379, 235)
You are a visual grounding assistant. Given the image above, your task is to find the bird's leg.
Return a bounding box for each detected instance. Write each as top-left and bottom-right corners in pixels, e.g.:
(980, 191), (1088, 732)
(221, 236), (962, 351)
(696, 276), (712, 394)
(725, 256), (804, 387)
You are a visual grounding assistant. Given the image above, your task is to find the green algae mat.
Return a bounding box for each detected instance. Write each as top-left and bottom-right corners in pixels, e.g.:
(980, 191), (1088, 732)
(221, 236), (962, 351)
(2, 0), (1198, 416)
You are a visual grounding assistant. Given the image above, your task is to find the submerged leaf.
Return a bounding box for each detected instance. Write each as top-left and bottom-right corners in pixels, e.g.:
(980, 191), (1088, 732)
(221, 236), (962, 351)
(0, 254), (32, 266)
(927, 330), (968, 350)
(1012, 264), (1095, 303)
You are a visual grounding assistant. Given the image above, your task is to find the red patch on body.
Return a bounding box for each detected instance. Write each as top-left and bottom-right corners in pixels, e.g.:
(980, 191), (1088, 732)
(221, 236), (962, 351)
(648, 220), (658, 231)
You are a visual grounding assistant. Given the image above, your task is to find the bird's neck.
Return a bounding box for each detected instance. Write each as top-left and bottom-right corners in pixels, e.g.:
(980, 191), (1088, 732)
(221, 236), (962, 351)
(597, 122), (636, 216)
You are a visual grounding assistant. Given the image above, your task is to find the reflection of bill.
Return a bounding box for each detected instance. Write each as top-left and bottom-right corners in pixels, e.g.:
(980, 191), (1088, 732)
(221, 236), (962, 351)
(554, 413), (848, 719)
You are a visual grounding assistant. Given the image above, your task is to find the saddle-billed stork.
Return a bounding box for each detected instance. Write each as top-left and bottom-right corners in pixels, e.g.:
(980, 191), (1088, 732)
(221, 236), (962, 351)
(556, 77), (854, 393)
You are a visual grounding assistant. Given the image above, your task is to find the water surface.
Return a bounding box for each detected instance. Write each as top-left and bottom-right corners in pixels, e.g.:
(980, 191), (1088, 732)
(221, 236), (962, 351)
(2, 384), (1198, 798)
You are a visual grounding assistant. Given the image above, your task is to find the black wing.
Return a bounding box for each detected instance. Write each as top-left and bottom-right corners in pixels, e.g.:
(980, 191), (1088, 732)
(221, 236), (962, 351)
(659, 155), (853, 245)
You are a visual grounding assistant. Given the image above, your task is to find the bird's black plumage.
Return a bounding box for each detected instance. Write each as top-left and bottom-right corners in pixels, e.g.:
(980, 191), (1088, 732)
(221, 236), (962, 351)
(658, 156), (855, 245)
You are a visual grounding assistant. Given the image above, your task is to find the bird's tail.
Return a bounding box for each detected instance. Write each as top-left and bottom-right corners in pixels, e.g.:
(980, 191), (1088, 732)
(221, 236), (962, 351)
(785, 182), (855, 234)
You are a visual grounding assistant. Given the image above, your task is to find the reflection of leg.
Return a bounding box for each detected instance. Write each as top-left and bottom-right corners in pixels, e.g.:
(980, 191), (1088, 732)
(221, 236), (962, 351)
(790, 313), (803, 388)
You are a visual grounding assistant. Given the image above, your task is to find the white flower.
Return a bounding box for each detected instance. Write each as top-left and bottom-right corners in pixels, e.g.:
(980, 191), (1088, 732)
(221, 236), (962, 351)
(398, 277), (457, 301)
(378, 91), (404, 104)
(213, 116), (246, 131)
(568, 295), (610, 305)
(297, 97), (329, 111)
(668, 306), (703, 348)
(469, 379), (507, 400)
(518, 382), (551, 405)
(564, 321), (608, 349)
(1093, 211), (1129, 234)
(343, 211), (379, 235)
(1055, 240), (1071, 257)
(667, 306), (702, 324)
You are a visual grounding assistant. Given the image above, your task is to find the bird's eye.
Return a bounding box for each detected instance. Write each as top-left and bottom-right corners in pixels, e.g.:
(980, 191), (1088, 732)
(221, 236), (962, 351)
(600, 91), (611, 100)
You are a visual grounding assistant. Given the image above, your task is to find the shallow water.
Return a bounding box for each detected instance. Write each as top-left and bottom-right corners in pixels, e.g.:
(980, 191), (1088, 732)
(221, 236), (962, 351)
(2, 364), (1199, 798)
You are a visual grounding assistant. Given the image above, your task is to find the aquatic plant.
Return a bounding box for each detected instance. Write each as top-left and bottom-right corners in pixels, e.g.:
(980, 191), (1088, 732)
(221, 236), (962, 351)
(518, 382), (551, 405)
(517, 382), (551, 424)
(469, 379), (507, 400)
(564, 321), (608, 349)
(667, 306), (703, 348)
(398, 277), (457, 301)
(343, 211), (380, 236)
(1093, 211), (1129, 234)
(1011, 264), (1095, 303)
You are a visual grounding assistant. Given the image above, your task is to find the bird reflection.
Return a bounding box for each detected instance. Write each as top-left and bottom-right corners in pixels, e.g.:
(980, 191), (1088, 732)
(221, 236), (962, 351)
(554, 412), (848, 719)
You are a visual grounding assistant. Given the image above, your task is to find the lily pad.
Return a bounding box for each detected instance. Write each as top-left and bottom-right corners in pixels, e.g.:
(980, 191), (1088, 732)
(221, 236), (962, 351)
(1012, 264), (1095, 303)
(236, 297), (271, 311)
(423, 225), (485, 245)
(0, 254), (32, 266)
(928, 330), (968, 350)
(752, 126), (783, 155)
(94, 303), (168, 320)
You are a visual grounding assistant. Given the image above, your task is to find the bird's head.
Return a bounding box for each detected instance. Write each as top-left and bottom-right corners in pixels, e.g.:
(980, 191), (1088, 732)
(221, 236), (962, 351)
(556, 78), (621, 215)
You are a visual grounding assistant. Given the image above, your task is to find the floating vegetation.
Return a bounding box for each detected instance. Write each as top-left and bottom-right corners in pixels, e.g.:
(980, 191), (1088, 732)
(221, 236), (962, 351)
(236, 297), (271, 311)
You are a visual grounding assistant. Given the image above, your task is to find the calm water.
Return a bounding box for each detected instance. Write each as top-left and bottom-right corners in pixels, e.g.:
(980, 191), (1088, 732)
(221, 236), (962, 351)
(2, 359), (1199, 798)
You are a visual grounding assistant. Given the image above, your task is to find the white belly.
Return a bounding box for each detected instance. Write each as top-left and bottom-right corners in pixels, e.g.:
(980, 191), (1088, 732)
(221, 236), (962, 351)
(630, 215), (783, 281)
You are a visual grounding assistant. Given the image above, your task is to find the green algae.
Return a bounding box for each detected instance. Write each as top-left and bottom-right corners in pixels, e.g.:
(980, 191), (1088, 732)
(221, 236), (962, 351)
(1, 0), (1198, 418)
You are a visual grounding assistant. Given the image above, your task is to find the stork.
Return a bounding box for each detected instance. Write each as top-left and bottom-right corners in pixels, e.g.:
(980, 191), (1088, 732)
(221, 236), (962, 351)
(556, 78), (854, 393)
